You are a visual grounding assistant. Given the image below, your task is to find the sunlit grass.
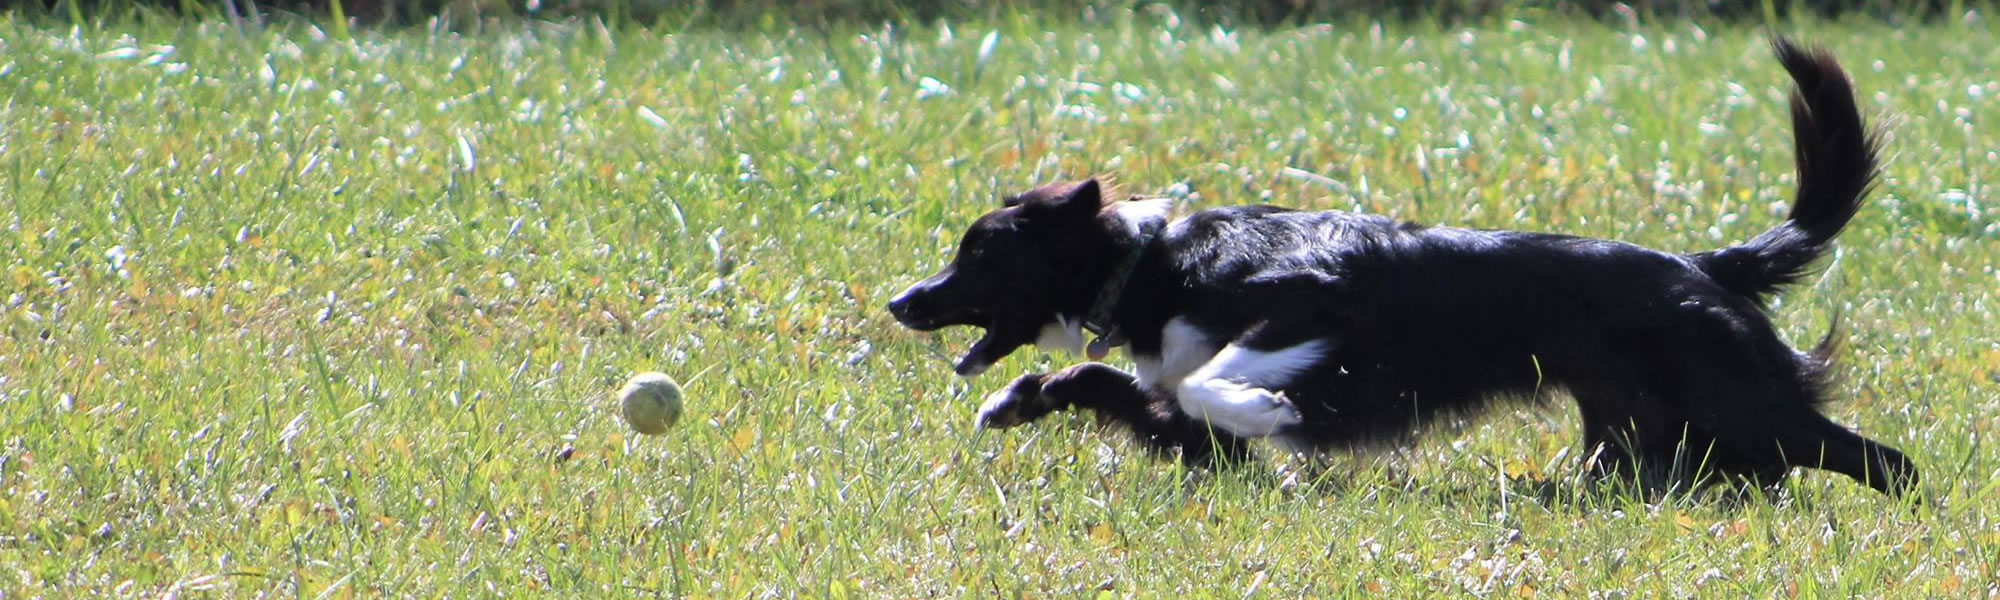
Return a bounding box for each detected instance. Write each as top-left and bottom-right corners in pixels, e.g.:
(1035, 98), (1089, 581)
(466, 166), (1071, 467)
(1, 10), (1997, 597)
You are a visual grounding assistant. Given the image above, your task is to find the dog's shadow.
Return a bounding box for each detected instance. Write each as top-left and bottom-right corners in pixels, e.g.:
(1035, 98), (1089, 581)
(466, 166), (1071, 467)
(1178, 448), (1811, 513)
(987, 413), (1914, 513)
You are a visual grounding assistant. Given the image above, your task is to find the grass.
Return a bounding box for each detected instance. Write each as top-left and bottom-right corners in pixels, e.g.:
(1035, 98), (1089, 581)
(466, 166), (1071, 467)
(2, 8), (1998, 598)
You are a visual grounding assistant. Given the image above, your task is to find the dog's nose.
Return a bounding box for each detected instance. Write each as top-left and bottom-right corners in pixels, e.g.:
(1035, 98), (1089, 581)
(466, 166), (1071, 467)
(886, 284), (922, 321)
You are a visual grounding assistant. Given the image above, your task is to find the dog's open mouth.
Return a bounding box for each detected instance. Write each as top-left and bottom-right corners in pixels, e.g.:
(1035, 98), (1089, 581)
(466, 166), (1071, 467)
(890, 307), (1004, 376)
(893, 308), (982, 333)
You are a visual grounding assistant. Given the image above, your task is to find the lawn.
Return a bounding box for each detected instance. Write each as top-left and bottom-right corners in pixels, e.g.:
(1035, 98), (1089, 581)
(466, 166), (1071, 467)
(1, 8), (1997, 597)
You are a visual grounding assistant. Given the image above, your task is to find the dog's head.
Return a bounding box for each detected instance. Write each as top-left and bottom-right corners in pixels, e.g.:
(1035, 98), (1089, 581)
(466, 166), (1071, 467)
(887, 179), (1132, 376)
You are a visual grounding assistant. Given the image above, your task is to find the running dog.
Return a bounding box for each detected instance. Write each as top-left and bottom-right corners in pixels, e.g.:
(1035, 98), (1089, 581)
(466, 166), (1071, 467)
(887, 38), (1917, 496)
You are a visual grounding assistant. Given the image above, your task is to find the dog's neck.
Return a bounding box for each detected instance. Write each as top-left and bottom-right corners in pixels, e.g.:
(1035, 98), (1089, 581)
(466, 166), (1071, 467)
(1079, 198), (1170, 358)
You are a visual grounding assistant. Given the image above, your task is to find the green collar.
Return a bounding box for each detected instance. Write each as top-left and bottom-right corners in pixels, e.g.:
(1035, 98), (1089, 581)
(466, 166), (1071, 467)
(1081, 220), (1161, 358)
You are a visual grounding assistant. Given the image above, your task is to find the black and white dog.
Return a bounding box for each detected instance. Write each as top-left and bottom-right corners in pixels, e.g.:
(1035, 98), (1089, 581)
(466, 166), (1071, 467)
(888, 38), (1917, 497)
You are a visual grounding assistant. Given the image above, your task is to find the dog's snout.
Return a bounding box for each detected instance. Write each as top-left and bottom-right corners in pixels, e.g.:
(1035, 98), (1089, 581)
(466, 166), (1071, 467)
(886, 283), (924, 321)
(888, 269), (968, 331)
(888, 272), (947, 319)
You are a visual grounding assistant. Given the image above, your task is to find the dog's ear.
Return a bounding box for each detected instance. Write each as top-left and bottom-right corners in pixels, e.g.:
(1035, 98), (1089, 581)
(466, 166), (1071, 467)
(1003, 179), (1106, 217)
(1047, 178), (1105, 219)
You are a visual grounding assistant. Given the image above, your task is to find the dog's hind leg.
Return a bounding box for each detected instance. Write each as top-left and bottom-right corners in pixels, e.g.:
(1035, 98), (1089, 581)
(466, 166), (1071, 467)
(978, 363), (1250, 466)
(1677, 364), (1919, 496)
(1570, 381), (1751, 493)
(1705, 403), (1917, 496)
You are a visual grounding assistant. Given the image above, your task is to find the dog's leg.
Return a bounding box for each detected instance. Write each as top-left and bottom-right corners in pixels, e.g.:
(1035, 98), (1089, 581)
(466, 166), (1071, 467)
(1686, 428), (1793, 493)
(1574, 386), (1640, 482)
(978, 363), (1251, 466)
(1573, 382), (1688, 490)
(1701, 401), (1918, 496)
(1175, 324), (1329, 439)
(975, 371), (1073, 429)
(1673, 361), (1920, 496)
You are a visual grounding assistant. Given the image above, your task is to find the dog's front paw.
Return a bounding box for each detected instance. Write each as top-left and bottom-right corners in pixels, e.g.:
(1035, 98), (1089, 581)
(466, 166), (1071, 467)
(976, 373), (1063, 429)
(1179, 380), (1303, 438)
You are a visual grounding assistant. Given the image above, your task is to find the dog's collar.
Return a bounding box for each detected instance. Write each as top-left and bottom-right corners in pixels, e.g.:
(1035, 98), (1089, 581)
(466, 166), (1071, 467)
(1080, 219), (1160, 360)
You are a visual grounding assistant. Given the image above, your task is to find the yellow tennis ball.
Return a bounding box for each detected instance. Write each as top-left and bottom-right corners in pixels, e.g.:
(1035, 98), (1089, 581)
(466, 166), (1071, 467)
(618, 372), (683, 435)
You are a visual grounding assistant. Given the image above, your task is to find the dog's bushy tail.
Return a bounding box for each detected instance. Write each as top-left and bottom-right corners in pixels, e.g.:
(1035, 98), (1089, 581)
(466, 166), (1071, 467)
(1693, 38), (1881, 304)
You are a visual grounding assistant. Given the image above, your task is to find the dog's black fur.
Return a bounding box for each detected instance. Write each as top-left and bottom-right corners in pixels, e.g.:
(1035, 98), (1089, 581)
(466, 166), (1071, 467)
(888, 38), (1918, 497)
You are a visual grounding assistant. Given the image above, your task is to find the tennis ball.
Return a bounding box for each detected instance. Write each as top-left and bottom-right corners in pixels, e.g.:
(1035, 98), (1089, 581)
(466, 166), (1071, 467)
(618, 372), (683, 435)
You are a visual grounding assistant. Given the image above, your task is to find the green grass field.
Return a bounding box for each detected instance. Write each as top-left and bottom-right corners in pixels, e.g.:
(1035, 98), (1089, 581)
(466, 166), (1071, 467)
(3, 9), (1998, 597)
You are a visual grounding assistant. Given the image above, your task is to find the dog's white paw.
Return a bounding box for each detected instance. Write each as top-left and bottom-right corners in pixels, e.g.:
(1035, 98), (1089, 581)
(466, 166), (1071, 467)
(975, 374), (1055, 429)
(1178, 379), (1303, 438)
(974, 388), (1023, 429)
